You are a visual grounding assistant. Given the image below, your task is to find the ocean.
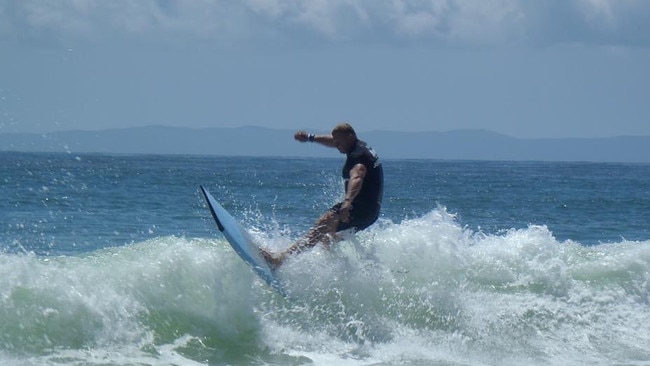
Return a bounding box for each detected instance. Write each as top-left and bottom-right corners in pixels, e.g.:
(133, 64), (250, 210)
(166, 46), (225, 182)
(1, 151), (649, 365)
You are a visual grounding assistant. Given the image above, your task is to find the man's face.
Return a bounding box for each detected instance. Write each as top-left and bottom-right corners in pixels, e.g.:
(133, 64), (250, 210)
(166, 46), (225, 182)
(332, 132), (354, 154)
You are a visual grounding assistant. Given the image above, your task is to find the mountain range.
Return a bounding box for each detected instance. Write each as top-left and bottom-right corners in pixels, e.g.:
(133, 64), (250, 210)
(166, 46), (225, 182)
(1, 125), (648, 163)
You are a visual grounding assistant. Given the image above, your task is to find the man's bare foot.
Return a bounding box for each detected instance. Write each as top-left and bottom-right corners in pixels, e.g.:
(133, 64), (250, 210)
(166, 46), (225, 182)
(260, 248), (283, 269)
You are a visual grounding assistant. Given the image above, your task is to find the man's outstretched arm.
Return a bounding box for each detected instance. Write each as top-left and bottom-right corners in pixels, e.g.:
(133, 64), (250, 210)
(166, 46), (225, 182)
(294, 130), (336, 147)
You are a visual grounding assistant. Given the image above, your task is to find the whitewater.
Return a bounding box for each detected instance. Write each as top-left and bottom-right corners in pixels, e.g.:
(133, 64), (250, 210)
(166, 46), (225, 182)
(1, 152), (649, 365)
(2, 211), (649, 365)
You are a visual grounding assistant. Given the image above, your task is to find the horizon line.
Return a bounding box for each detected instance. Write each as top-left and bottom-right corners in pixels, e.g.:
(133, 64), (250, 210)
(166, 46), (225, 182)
(3, 124), (648, 140)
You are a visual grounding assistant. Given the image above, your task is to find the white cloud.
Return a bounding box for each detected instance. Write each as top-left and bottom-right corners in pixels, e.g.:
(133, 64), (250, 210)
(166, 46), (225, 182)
(0, 0), (648, 47)
(579, 0), (618, 28)
(389, 0), (446, 37)
(577, 0), (649, 38)
(451, 1), (526, 43)
(245, 0), (286, 19)
(288, 0), (342, 38)
(387, 0), (527, 44)
(242, 0), (373, 40)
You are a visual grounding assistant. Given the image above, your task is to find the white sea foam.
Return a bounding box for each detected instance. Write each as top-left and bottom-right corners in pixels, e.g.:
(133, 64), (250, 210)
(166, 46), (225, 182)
(1, 208), (649, 365)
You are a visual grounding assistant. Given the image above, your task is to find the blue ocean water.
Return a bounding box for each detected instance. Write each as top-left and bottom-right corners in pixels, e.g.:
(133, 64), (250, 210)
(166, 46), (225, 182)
(1, 151), (650, 365)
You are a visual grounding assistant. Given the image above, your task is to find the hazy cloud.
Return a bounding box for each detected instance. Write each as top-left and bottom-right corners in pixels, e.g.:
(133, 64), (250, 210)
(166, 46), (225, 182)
(1, 0), (649, 46)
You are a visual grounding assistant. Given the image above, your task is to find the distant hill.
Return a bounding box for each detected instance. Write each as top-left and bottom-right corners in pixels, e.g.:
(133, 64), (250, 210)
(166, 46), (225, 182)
(1, 125), (649, 163)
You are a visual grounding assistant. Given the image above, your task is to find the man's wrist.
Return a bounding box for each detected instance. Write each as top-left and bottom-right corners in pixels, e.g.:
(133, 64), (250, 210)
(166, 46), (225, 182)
(308, 133), (315, 142)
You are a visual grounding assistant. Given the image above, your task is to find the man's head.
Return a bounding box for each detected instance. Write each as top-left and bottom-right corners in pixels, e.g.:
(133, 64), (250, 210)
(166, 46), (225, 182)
(331, 123), (358, 154)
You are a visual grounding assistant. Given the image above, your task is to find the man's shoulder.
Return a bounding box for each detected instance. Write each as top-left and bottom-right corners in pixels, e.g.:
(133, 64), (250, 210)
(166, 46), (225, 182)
(349, 140), (380, 164)
(349, 140), (368, 157)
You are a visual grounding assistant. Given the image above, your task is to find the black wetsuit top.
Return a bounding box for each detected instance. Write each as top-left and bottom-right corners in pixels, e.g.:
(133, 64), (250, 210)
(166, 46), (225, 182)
(335, 140), (384, 232)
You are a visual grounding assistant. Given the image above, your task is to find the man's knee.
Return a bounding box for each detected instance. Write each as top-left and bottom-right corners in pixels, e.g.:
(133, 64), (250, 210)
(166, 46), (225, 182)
(316, 210), (339, 226)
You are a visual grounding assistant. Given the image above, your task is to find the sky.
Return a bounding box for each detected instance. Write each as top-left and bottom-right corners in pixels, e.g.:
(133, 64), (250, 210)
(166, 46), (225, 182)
(1, 0), (649, 138)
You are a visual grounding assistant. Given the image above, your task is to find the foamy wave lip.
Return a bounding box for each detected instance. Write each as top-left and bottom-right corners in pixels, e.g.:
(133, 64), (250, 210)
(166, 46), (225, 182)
(2, 216), (650, 365)
(251, 208), (650, 364)
(0, 237), (259, 355)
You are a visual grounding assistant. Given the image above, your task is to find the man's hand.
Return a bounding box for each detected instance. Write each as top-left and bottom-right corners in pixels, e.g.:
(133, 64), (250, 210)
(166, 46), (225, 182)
(294, 131), (309, 142)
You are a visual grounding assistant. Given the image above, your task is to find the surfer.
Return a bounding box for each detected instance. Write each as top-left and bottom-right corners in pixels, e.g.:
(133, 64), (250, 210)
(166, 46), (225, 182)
(262, 123), (384, 267)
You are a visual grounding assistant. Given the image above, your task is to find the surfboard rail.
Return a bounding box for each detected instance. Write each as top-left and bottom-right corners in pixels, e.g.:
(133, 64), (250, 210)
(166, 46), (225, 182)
(200, 186), (285, 296)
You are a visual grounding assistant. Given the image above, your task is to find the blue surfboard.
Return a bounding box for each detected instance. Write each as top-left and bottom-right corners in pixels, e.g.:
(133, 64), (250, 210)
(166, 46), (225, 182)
(200, 186), (285, 296)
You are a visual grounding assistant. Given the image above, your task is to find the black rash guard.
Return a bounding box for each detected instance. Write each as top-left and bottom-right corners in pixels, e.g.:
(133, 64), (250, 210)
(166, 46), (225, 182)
(334, 139), (384, 232)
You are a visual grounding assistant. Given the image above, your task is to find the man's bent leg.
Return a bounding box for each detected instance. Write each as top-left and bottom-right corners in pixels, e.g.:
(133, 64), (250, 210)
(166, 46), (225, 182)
(303, 210), (340, 248)
(262, 209), (340, 268)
